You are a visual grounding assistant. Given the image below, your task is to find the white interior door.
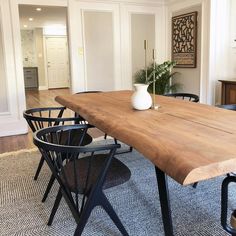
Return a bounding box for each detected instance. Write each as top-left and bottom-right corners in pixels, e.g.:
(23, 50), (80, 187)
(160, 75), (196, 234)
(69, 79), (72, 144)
(45, 37), (70, 89)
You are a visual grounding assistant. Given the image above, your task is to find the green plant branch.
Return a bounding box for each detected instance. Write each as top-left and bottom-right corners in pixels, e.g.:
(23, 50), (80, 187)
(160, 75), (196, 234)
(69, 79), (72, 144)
(134, 61), (181, 95)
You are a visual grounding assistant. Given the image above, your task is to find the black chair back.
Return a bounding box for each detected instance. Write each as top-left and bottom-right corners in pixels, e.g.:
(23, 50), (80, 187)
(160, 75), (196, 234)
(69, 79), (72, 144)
(164, 93), (199, 102)
(33, 124), (120, 194)
(23, 106), (93, 186)
(23, 107), (75, 132)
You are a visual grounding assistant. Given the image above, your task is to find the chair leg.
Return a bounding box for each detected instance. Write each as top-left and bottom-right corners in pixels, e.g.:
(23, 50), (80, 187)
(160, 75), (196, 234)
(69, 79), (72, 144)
(75, 150), (128, 236)
(42, 174), (55, 202)
(34, 156), (44, 180)
(47, 189), (62, 226)
(100, 193), (129, 236)
(74, 191), (128, 236)
(74, 196), (95, 235)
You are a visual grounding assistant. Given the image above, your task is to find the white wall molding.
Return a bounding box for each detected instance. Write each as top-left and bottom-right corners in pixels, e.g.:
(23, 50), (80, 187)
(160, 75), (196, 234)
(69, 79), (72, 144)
(38, 86), (48, 90)
(0, 0), (28, 137)
(0, 0), (69, 137)
(121, 4), (167, 89)
(16, 0), (67, 6)
(69, 1), (123, 92)
(68, 0), (85, 93)
(208, 0), (231, 105)
(0, 120), (28, 137)
(75, 0), (165, 7)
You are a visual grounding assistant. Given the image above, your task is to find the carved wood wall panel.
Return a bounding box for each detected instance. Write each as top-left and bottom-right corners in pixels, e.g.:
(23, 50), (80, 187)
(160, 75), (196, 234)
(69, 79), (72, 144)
(172, 11), (197, 68)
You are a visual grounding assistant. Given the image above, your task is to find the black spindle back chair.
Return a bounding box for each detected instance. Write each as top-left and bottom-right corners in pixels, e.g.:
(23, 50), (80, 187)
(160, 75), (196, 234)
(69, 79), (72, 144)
(164, 93), (199, 102)
(221, 176), (236, 235)
(23, 107), (93, 202)
(33, 124), (131, 235)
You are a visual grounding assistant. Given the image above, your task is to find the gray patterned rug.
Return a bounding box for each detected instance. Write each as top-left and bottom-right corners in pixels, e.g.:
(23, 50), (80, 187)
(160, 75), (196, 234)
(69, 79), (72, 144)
(0, 141), (234, 236)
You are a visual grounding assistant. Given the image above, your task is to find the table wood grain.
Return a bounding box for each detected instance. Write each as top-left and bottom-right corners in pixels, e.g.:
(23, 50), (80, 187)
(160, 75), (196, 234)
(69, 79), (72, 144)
(56, 90), (236, 185)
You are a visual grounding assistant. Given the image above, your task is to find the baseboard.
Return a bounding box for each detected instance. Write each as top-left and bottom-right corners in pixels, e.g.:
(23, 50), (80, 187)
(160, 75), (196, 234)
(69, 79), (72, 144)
(0, 119), (28, 137)
(38, 86), (48, 90)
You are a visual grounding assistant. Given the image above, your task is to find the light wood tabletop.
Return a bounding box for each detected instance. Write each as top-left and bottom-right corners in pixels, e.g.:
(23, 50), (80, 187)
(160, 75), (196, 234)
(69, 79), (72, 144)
(55, 90), (236, 186)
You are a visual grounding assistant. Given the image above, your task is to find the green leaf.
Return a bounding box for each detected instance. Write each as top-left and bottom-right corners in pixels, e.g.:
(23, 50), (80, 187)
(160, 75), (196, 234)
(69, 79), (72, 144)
(134, 60), (181, 95)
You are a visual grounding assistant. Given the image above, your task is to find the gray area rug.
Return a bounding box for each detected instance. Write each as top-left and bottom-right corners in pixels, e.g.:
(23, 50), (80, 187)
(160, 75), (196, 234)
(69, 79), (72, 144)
(0, 140), (234, 236)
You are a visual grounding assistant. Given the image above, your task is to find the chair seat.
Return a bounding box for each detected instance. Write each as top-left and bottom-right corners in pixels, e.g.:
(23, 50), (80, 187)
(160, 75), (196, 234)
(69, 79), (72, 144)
(61, 154), (131, 193)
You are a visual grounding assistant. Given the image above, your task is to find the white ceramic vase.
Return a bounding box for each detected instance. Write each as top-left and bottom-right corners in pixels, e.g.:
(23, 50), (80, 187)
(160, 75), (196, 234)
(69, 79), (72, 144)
(131, 84), (152, 110)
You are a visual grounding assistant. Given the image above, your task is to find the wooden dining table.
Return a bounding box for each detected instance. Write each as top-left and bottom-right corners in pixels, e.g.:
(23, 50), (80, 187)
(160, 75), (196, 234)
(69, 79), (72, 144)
(56, 90), (236, 235)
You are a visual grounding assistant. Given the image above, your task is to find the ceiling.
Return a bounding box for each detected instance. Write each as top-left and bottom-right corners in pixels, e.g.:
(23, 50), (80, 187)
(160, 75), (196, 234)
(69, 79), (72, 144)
(19, 5), (67, 29)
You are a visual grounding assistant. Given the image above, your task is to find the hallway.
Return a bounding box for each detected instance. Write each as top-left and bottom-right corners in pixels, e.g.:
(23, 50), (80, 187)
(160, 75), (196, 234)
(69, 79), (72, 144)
(0, 89), (103, 153)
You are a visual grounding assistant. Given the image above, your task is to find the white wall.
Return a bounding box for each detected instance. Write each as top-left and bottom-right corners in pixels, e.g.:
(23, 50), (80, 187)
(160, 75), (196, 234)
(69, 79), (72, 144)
(0, 0), (166, 137)
(21, 30), (37, 67)
(0, 0), (27, 137)
(172, 5), (201, 96)
(83, 11), (114, 91)
(226, 0), (236, 79)
(131, 14), (155, 81)
(34, 28), (46, 88)
(173, 0), (233, 105)
(167, 0), (213, 104)
(209, 0), (231, 105)
(68, 1), (167, 93)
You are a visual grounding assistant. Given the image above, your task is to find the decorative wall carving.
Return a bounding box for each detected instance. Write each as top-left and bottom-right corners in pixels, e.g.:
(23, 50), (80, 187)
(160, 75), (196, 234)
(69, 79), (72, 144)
(172, 11), (197, 68)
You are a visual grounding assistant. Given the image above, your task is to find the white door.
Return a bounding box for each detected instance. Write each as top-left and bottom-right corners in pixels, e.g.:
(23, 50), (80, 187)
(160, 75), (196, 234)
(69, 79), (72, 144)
(45, 37), (70, 89)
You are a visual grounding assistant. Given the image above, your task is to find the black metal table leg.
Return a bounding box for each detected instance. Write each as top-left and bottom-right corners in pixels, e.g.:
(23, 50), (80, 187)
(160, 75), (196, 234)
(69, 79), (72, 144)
(155, 166), (174, 236)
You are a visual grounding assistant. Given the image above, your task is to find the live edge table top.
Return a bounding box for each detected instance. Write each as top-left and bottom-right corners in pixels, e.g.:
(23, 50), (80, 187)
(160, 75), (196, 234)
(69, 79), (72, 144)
(56, 90), (236, 186)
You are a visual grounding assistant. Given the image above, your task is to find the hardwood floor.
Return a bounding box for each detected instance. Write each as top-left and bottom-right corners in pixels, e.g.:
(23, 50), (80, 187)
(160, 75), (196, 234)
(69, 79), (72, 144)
(0, 89), (103, 154)
(26, 88), (71, 108)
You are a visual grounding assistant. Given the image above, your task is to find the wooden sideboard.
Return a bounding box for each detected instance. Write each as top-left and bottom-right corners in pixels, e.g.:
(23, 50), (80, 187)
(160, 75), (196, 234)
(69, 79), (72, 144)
(219, 80), (236, 105)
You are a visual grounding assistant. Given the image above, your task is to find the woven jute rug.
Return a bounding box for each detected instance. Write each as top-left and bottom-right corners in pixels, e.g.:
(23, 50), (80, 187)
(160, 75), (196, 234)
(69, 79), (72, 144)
(0, 141), (234, 236)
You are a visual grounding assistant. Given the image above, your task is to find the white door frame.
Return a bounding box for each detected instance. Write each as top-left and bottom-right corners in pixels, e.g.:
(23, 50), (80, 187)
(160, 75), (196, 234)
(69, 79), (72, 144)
(5, 0), (67, 136)
(44, 35), (70, 89)
(68, 0), (121, 93)
(121, 4), (167, 89)
(0, 0), (26, 137)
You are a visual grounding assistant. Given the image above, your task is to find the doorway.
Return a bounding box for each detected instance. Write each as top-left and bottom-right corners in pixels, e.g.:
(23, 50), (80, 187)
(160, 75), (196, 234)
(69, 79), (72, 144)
(18, 5), (70, 91)
(45, 36), (69, 88)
